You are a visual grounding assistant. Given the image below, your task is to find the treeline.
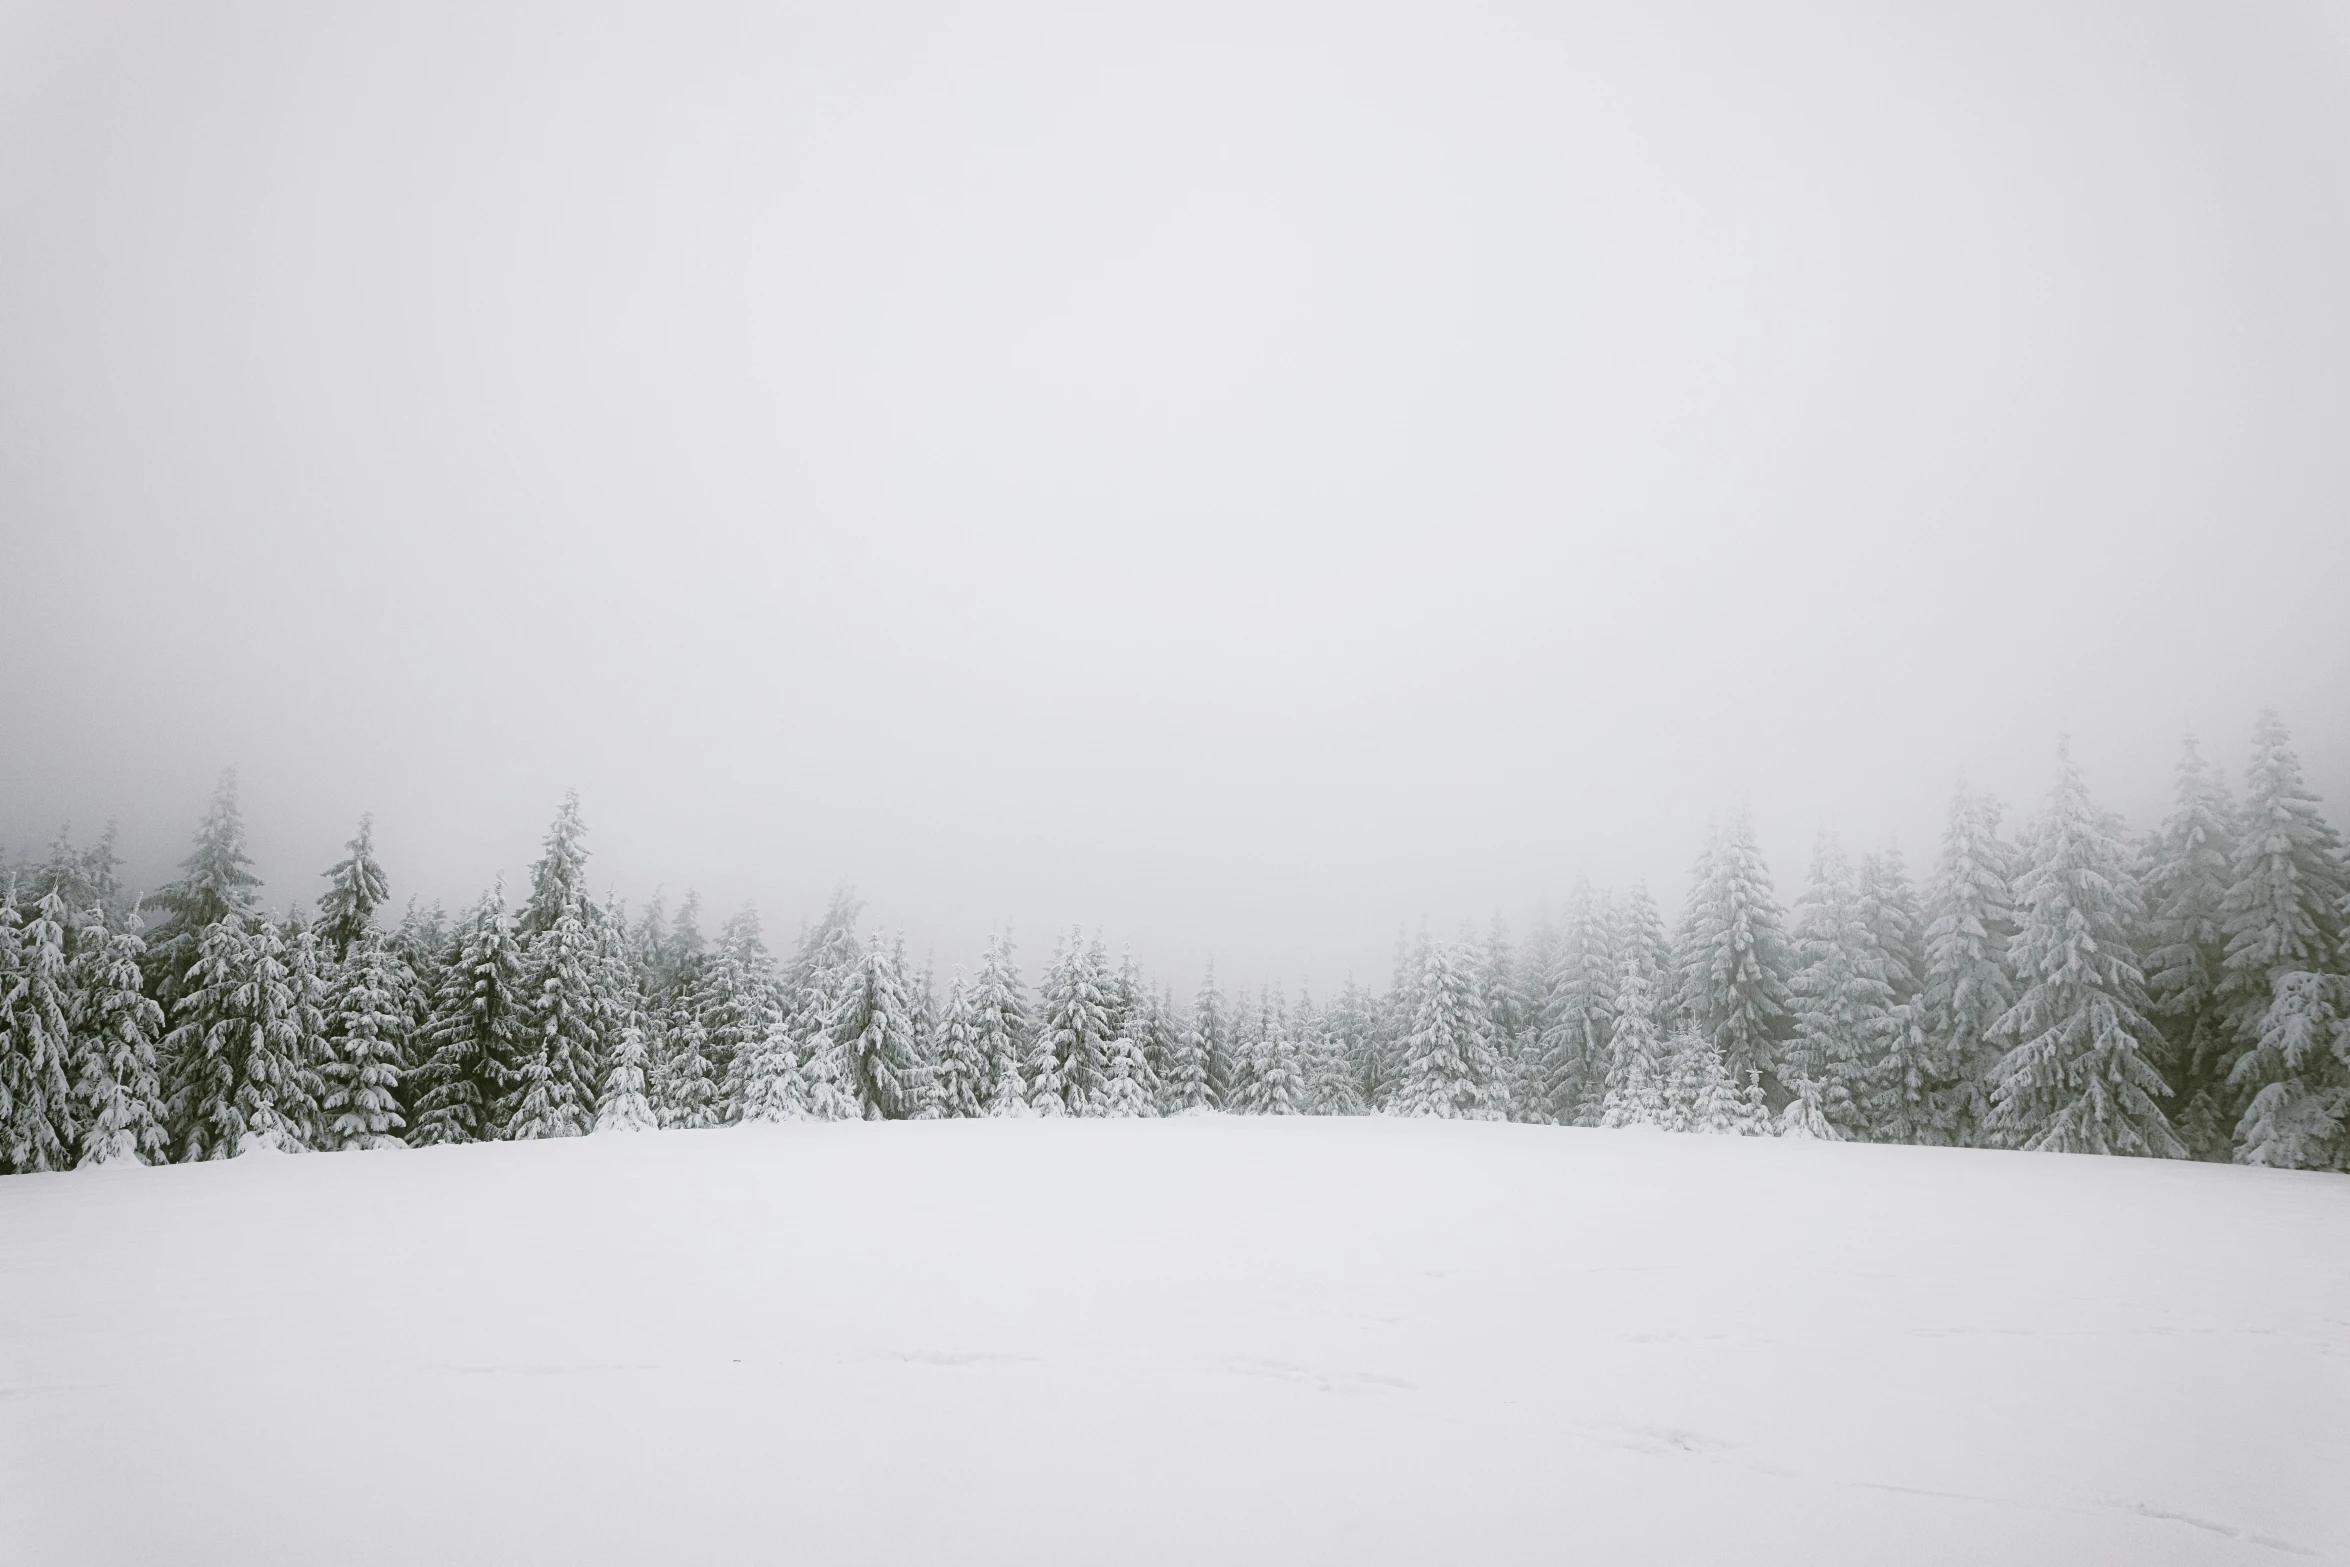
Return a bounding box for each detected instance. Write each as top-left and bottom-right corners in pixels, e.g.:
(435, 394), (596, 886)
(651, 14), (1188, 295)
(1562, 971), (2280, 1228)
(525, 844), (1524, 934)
(1, 709), (2346, 1176)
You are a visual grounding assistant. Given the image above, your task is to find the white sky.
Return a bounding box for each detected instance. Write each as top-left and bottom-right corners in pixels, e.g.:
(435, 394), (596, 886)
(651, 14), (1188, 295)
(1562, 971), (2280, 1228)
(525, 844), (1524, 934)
(4, 1), (2347, 992)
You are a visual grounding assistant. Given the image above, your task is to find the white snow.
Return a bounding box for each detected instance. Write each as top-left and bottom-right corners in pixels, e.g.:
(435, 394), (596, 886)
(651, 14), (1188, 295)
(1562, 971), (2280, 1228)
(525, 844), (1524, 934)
(1, 1118), (2344, 1564)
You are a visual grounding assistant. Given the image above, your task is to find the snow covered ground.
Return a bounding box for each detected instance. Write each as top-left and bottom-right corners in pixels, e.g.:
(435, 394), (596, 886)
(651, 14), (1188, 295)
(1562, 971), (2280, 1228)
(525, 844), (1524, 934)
(2, 1118), (2344, 1565)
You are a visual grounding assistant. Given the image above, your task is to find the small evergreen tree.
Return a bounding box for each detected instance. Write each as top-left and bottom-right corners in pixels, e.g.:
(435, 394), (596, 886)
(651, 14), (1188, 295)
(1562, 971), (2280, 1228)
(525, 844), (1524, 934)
(1535, 880), (1615, 1126)
(928, 974), (988, 1119)
(1032, 933), (1115, 1115)
(1162, 968), (1221, 1113)
(504, 905), (602, 1140)
(1598, 968), (1671, 1129)
(969, 931), (1035, 1115)
(1787, 835), (1896, 1140)
(1242, 990), (1301, 1115)
(596, 1022), (660, 1133)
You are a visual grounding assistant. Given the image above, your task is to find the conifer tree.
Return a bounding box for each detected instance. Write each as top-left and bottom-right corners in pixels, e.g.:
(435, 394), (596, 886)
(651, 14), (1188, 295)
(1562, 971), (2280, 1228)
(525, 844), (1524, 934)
(1242, 990), (1302, 1115)
(165, 913), (322, 1159)
(3, 892), (77, 1172)
(969, 931), (1034, 1115)
(701, 906), (781, 1117)
(280, 913), (333, 1148)
(521, 790), (591, 937)
(1984, 743), (2183, 1158)
(316, 815), (391, 962)
(143, 769), (263, 1015)
(1536, 881), (1615, 1126)
(1033, 933), (1114, 1115)
(654, 1001), (721, 1129)
(595, 1022), (660, 1133)
(2140, 736), (2242, 1157)
(504, 905), (602, 1140)
(1673, 811), (1796, 1090)
(1598, 967), (1671, 1129)
(1313, 982), (1376, 1115)
(929, 974), (988, 1119)
(1859, 846), (1924, 1011)
(1614, 884), (1674, 1032)
(833, 931), (927, 1120)
(66, 903), (167, 1167)
(1921, 780), (2019, 1146)
(1391, 941), (1508, 1120)
(319, 930), (408, 1149)
(409, 890), (528, 1147)
(1160, 969), (1218, 1113)
(1788, 835), (1896, 1140)
(2229, 969), (2350, 1171)
(1664, 1027), (1737, 1134)
(779, 892), (863, 1115)
(2216, 712), (2348, 1164)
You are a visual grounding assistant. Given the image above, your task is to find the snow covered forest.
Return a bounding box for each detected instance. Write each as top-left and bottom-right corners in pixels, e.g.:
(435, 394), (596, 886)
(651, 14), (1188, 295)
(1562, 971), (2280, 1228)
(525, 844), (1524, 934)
(3, 709), (2346, 1178)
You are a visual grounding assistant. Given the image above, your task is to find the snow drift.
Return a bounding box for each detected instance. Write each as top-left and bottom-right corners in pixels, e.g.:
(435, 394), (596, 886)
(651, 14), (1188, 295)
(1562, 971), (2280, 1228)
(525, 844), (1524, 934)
(1, 1117), (2343, 1564)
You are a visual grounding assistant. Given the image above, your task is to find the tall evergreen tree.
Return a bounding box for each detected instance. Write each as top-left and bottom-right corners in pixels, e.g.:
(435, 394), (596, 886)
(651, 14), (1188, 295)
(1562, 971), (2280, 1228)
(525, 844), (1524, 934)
(1535, 880), (1615, 1126)
(2216, 711), (2348, 1165)
(1240, 989), (1301, 1115)
(143, 769), (263, 1015)
(1161, 968), (1218, 1114)
(409, 890), (528, 1147)
(280, 913), (333, 1148)
(1858, 846), (1925, 1010)
(522, 790), (591, 937)
(1598, 967), (1671, 1129)
(164, 913), (322, 1159)
(1921, 779), (2019, 1146)
(320, 930), (409, 1150)
(1391, 941), (1508, 1120)
(504, 906), (603, 1140)
(969, 931), (1034, 1116)
(701, 906), (781, 1117)
(1984, 743), (2183, 1158)
(1787, 835), (1896, 1140)
(1033, 933), (1114, 1115)
(1673, 811), (1796, 1091)
(2140, 736), (2243, 1157)
(66, 903), (167, 1167)
(3, 892), (77, 1172)
(833, 931), (926, 1120)
(929, 973), (988, 1119)
(316, 814), (391, 961)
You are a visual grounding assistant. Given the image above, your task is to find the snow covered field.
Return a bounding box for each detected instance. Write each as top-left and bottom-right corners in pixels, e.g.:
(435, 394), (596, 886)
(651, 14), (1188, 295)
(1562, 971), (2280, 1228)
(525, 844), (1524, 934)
(2, 1118), (2344, 1565)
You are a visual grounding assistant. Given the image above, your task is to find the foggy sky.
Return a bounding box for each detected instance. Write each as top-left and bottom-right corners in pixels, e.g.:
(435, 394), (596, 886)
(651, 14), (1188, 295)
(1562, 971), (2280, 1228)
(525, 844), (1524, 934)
(4, 1), (2348, 994)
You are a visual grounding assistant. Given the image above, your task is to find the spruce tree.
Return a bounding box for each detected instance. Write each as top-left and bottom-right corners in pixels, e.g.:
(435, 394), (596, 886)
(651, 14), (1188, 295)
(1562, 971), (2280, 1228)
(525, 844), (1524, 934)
(1161, 969), (1218, 1113)
(2140, 736), (2242, 1157)
(165, 913), (321, 1159)
(655, 1001), (722, 1128)
(1664, 1027), (1737, 1134)
(1921, 779), (2019, 1146)
(1535, 880), (1615, 1126)
(969, 931), (1035, 1116)
(320, 930), (409, 1149)
(280, 913), (333, 1148)
(1391, 941), (1507, 1120)
(143, 769), (263, 1015)
(701, 906), (781, 1119)
(1787, 835), (1896, 1140)
(1033, 933), (1114, 1115)
(1984, 743), (2183, 1158)
(2216, 711), (2348, 1164)
(409, 890), (528, 1147)
(833, 931), (926, 1120)
(3, 891), (77, 1172)
(1673, 811), (1796, 1091)
(504, 905), (602, 1140)
(929, 974), (988, 1119)
(2229, 969), (2350, 1171)
(780, 892), (863, 1117)
(596, 1022), (660, 1133)
(316, 815), (391, 962)
(1598, 967), (1670, 1129)
(521, 790), (591, 937)
(1859, 846), (1924, 1011)
(1313, 982), (1376, 1115)
(1242, 989), (1301, 1115)
(66, 903), (167, 1167)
